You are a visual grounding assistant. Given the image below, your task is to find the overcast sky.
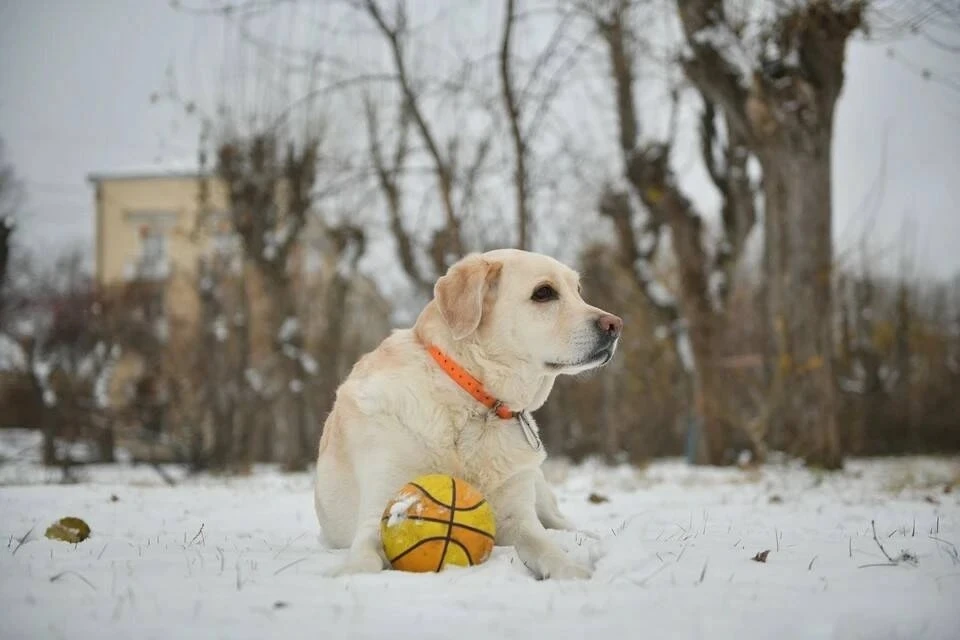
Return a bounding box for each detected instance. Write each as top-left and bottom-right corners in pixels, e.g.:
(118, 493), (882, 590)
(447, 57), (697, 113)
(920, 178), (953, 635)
(1, 0), (959, 285)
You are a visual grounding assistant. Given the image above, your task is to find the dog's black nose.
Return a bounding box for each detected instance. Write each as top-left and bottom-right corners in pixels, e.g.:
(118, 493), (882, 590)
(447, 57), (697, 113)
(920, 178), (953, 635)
(597, 314), (623, 339)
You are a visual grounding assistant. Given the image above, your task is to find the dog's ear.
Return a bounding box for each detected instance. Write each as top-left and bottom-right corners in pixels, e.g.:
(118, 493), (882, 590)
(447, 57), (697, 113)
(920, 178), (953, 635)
(434, 254), (502, 340)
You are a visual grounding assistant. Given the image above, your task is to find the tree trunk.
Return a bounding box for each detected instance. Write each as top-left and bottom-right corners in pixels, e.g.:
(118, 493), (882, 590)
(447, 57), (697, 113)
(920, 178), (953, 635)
(267, 283), (310, 472)
(762, 136), (842, 469)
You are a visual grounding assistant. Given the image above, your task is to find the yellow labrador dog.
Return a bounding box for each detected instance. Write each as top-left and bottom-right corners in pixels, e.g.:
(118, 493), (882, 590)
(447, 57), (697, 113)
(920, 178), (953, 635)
(314, 249), (622, 579)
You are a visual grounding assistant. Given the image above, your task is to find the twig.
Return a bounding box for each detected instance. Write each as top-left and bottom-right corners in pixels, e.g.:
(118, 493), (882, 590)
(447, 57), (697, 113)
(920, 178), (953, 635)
(274, 557), (308, 576)
(49, 570), (96, 591)
(97, 543), (108, 560)
(190, 523), (205, 546)
(871, 520), (896, 563)
(272, 533), (305, 559)
(628, 561), (669, 587)
(859, 520), (919, 568)
(808, 555), (818, 571)
(12, 525), (34, 556)
(697, 560), (708, 584)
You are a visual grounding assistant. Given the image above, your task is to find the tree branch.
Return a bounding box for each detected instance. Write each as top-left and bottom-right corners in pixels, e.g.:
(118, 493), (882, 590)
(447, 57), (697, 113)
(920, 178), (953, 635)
(363, 94), (428, 293)
(676, 0), (753, 142)
(364, 0), (463, 263)
(499, 0), (531, 250)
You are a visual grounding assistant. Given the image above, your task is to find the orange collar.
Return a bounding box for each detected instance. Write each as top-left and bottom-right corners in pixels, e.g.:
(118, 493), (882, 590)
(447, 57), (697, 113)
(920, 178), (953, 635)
(427, 345), (516, 420)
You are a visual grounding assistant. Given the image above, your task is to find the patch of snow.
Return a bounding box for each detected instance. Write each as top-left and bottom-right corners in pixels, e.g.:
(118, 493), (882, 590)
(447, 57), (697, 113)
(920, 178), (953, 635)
(676, 330), (696, 373)
(638, 230), (658, 255)
(0, 442), (957, 640)
(278, 317), (299, 342)
(0, 333), (26, 371)
(14, 319), (35, 337)
(244, 368), (263, 393)
(385, 492), (421, 527)
(646, 281), (676, 308)
(212, 316), (229, 342)
(300, 354), (318, 375)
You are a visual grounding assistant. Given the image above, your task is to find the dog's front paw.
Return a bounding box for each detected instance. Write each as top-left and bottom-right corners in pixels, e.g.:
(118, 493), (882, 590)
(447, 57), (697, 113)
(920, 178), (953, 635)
(536, 554), (592, 580)
(330, 551), (386, 577)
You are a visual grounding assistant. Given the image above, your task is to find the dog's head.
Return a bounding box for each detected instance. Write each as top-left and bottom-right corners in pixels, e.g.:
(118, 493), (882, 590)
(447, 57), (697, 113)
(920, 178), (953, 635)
(432, 249), (622, 375)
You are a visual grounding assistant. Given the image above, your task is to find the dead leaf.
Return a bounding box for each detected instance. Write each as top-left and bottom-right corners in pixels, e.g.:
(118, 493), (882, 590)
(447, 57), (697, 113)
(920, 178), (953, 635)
(587, 492), (609, 504)
(769, 495), (783, 504)
(924, 495), (940, 505)
(109, 494), (119, 503)
(751, 549), (770, 563)
(45, 517), (91, 544)
(273, 601), (289, 609)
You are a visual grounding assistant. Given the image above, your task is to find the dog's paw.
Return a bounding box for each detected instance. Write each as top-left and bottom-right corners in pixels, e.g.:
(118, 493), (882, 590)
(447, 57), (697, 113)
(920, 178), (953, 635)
(537, 555), (592, 580)
(330, 552), (385, 577)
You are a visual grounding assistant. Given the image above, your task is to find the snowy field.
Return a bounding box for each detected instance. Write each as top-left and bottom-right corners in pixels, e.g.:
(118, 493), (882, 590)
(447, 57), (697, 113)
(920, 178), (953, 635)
(1, 430), (959, 640)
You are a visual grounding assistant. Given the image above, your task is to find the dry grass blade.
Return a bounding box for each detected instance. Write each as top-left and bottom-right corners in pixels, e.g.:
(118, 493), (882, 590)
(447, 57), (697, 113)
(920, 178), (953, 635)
(274, 557), (308, 576)
(12, 525), (35, 556)
(49, 570), (96, 591)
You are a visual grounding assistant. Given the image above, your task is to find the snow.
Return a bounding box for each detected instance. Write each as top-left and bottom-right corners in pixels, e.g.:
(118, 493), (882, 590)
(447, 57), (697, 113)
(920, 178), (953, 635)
(278, 317), (299, 342)
(212, 316), (229, 342)
(1, 430), (958, 640)
(676, 329), (696, 373)
(0, 332), (26, 371)
(385, 492), (422, 527)
(645, 280), (676, 308)
(299, 354), (318, 376)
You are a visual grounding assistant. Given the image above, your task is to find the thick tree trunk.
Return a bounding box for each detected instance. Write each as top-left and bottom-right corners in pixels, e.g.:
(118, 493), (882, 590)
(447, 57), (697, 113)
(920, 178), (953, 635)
(762, 136), (842, 469)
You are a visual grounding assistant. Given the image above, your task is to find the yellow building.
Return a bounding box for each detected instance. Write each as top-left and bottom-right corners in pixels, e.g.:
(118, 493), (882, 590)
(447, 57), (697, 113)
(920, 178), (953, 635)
(87, 168), (231, 287)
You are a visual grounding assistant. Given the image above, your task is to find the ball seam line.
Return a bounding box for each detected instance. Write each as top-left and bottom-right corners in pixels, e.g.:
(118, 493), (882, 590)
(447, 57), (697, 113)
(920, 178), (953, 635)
(406, 481), (487, 511)
(436, 477), (457, 572)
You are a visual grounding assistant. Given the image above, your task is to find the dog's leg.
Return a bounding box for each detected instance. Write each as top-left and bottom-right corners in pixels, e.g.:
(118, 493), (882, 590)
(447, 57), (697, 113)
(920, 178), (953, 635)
(534, 469), (601, 541)
(534, 468), (575, 531)
(331, 463), (415, 577)
(490, 469), (591, 580)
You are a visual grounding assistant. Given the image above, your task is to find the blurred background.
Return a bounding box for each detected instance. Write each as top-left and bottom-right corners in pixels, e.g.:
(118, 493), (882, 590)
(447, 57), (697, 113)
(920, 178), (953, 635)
(1, 0), (958, 477)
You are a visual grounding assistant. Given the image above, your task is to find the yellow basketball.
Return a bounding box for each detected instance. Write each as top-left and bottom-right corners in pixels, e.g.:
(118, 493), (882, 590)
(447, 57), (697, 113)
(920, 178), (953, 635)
(380, 474), (496, 572)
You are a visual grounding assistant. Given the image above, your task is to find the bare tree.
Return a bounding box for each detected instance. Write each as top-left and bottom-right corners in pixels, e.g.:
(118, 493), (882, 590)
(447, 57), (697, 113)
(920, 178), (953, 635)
(588, 0), (761, 464)
(215, 134), (319, 471)
(676, 0), (863, 468)
(363, 0), (466, 276)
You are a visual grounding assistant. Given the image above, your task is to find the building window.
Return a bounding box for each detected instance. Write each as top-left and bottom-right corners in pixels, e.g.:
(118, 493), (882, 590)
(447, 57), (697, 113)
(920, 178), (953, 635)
(138, 226), (168, 280)
(125, 210), (177, 282)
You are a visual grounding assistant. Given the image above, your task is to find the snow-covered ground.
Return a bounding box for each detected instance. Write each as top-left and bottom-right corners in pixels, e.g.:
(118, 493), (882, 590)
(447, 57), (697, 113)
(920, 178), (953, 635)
(1, 429), (958, 640)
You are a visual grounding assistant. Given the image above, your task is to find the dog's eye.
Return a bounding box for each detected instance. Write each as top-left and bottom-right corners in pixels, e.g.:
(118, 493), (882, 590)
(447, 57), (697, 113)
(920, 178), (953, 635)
(531, 285), (558, 302)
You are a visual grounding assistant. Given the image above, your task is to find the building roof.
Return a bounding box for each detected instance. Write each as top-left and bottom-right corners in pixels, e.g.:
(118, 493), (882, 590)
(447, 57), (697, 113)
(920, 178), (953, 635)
(87, 159), (211, 184)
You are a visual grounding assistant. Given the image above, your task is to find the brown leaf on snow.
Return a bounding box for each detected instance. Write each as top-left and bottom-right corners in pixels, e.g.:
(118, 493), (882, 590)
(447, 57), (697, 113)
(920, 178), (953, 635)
(751, 549), (770, 563)
(45, 517), (91, 544)
(587, 492), (609, 504)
